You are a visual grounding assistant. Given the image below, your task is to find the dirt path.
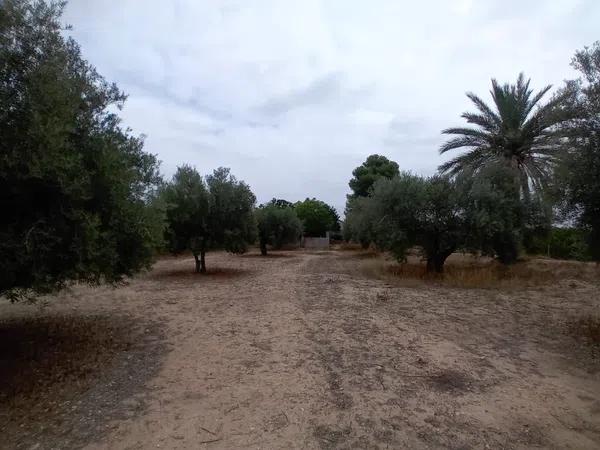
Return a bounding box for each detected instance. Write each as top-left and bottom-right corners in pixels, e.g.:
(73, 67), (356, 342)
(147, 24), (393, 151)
(1, 250), (599, 449)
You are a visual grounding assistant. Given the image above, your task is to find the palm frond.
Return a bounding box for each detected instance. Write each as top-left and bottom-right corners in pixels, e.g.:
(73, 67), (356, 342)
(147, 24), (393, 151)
(440, 73), (567, 195)
(492, 77), (529, 129)
(523, 91), (571, 136)
(461, 112), (500, 132)
(439, 135), (486, 154)
(465, 92), (501, 127)
(441, 127), (490, 140)
(522, 84), (552, 119)
(438, 147), (496, 174)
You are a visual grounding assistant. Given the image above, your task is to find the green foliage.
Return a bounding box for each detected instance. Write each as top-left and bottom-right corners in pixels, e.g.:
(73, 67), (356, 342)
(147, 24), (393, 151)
(162, 166), (256, 272)
(294, 198), (339, 237)
(161, 166), (209, 257)
(345, 173), (466, 272)
(205, 167), (257, 254)
(367, 173), (426, 260)
(557, 41), (600, 261)
(348, 154), (400, 198)
(420, 176), (466, 272)
(264, 198), (294, 209)
(548, 228), (591, 261)
(459, 165), (524, 264)
(342, 196), (373, 247)
(521, 195), (552, 255)
(255, 204), (303, 255)
(520, 226), (591, 261)
(439, 73), (569, 194)
(325, 203), (341, 232)
(345, 154), (400, 239)
(345, 166), (546, 268)
(0, 0), (164, 301)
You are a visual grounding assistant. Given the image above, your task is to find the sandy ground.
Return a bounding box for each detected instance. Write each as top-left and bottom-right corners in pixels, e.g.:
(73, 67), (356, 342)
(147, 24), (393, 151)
(1, 250), (599, 449)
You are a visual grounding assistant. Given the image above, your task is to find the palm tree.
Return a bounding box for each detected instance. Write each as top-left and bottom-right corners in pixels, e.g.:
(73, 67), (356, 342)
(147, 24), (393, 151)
(439, 73), (568, 194)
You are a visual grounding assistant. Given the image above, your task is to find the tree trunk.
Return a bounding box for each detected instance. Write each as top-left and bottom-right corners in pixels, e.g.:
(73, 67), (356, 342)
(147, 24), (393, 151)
(492, 230), (519, 265)
(200, 250), (206, 273)
(590, 223), (600, 263)
(426, 257), (437, 273)
(495, 241), (518, 265)
(260, 238), (267, 256)
(194, 251), (207, 273)
(426, 248), (454, 274)
(426, 256), (445, 274)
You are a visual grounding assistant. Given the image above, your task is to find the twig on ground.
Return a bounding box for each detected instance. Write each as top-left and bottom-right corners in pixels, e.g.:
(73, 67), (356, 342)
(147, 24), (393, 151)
(199, 437), (222, 444)
(200, 426), (216, 436)
(225, 404), (239, 414)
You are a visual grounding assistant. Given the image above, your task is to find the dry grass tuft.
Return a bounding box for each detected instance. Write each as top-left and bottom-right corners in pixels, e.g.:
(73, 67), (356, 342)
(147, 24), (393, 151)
(439, 262), (555, 289)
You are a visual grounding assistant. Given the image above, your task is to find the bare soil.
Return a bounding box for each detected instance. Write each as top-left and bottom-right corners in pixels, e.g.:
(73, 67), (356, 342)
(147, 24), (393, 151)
(1, 250), (599, 449)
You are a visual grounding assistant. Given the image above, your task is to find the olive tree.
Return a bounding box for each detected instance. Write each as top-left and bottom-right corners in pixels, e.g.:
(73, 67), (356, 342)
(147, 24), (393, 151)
(0, 1), (164, 301)
(346, 173), (466, 273)
(255, 202), (303, 255)
(162, 166), (256, 273)
(161, 166), (209, 273)
(420, 176), (466, 272)
(342, 196), (374, 247)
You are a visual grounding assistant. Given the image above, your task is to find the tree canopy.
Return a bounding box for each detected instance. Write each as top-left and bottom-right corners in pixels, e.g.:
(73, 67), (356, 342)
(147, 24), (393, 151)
(264, 198), (294, 209)
(348, 154), (400, 198)
(294, 198), (339, 237)
(345, 173), (466, 272)
(0, 0), (164, 300)
(255, 204), (303, 255)
(458, 165), (525, 264)
(556, 41), (600, 261)
(439, 73), (569, 194)
(162, 166), (256, 272)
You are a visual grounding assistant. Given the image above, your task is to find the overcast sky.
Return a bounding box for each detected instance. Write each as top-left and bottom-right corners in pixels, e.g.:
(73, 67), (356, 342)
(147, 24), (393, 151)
(63, 0), (599, 214)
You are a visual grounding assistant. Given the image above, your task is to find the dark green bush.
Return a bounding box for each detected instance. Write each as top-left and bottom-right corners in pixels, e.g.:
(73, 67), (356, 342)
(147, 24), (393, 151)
(547, 228), (591, 261)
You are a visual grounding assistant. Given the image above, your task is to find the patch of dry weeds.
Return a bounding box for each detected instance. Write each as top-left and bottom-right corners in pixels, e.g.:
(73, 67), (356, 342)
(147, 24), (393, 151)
(355, 252), (600, 289)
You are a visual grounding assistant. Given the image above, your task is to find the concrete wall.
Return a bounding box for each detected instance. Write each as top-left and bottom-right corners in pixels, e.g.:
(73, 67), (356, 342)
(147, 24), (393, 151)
(302, 237), (330, 250)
